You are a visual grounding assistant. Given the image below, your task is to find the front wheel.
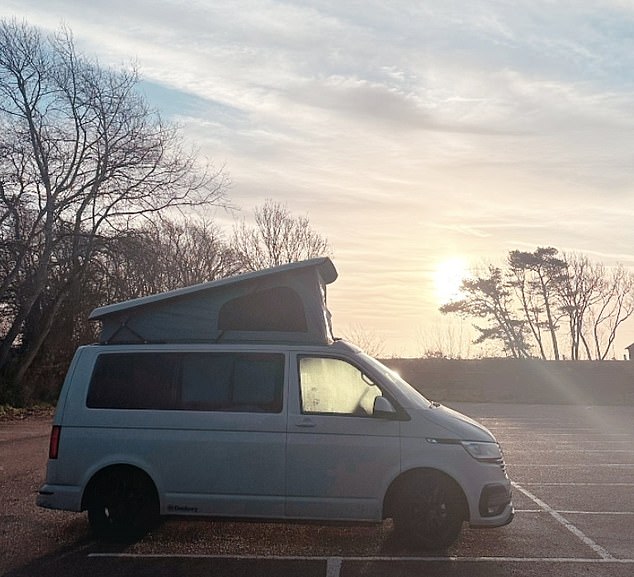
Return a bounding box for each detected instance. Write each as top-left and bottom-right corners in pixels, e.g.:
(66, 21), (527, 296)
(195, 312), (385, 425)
(391, 471), (466, 550)
(86, 467), (159, 542)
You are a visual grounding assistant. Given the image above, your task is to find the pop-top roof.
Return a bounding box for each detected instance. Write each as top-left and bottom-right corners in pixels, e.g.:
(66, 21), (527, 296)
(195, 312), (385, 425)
(90, 257), (338, 345)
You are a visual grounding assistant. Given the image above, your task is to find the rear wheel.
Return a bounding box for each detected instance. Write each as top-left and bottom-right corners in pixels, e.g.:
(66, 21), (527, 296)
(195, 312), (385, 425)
(86, 467), (159, 542)
(391, 471), (466, 550)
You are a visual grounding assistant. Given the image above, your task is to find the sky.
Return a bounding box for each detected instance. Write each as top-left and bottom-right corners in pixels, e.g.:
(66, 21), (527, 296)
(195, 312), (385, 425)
(3, 0), (634, 357)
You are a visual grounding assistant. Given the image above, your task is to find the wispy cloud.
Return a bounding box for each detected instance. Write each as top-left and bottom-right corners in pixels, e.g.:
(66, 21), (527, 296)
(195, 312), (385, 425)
(4, 0), (634, 354)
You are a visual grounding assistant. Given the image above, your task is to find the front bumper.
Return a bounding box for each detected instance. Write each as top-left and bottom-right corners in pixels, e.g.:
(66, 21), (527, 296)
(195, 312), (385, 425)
(470, 482), (514, 528)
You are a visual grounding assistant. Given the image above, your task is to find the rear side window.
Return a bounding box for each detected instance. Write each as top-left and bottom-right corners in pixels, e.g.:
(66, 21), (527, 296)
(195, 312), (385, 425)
(87, 353), (178, 410)
(87, 352), (284, 413)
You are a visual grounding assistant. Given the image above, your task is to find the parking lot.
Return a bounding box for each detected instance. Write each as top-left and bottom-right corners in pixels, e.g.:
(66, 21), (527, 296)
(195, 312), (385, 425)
(2, 402), (634, 576)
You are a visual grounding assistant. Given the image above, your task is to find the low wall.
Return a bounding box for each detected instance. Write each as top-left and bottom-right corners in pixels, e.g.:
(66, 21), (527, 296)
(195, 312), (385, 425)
(381, 358), (634, 405)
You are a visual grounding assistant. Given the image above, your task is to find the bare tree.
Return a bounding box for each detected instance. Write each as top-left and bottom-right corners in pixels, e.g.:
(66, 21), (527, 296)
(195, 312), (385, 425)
(557, 253), (604, 359)
(155, 219), (242, 288)
(96, 218), (241, 302)
(586, 264), (634, 360)
(507, 247), (567, 359)
(232, 199), (330, 271)
(440, 247), (634, 360)
(415, 320), (473, 359)
(342, 323), (386, 358)
(440, 265), (531, 358)
(0, 20), (228, 394)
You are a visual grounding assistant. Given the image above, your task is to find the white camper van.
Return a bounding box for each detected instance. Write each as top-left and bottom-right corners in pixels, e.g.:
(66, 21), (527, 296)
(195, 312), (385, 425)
(37, 258), (513, 549)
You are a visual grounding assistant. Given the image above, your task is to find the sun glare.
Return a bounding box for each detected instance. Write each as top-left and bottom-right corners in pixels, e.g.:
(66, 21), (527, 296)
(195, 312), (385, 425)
(434, 258), (469, 305)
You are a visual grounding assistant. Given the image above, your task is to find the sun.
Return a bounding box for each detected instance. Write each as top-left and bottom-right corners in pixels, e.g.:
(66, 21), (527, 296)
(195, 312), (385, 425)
(434, 257), (469, 305)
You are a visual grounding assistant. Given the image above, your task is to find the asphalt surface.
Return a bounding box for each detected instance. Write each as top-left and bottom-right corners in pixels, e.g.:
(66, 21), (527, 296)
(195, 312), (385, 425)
(2, 403), (634, 576)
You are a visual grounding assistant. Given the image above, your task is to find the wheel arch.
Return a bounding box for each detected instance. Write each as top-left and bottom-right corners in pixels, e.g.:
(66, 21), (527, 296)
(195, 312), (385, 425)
(81, 463), (159, 511)
(382, 467), (470, 521)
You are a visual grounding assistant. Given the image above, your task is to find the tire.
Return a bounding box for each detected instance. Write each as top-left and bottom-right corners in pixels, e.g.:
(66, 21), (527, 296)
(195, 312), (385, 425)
(86, 467), (159, 542)
(391, 470), (466, 550)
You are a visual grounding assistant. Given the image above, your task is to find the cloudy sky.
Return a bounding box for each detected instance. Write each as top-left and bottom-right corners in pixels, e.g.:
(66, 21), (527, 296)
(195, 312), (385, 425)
(4, 0), (634, 356)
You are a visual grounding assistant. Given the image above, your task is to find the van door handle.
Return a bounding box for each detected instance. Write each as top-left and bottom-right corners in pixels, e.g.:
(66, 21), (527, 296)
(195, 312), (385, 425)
(295, 418), (316, 428)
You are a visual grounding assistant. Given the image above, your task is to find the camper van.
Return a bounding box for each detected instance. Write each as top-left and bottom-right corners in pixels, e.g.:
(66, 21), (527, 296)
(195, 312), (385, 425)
(37, 258), (513, 549)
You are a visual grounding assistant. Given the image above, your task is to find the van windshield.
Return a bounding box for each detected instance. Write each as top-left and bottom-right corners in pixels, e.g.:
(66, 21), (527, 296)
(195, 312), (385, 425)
(359, 353), (430, 409)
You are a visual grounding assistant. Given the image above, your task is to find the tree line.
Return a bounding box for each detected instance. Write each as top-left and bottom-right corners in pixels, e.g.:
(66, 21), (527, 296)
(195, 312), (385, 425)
(0, 20), (328, 404)
(440, 247), (634, 360)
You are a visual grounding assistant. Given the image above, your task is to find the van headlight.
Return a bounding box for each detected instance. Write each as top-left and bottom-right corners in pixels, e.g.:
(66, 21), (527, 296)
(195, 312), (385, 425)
(461, 441), (502, 463)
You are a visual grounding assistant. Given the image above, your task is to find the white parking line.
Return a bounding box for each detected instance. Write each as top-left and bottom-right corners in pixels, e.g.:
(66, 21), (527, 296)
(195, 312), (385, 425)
(87, 553), (634, 563)
(555, 511), (634, 515)
(508, 449), (634, 454)
(503, 433), (632, 437)
(326, 556), (342, 577)
(512, 482), (615, 560)
(510, 463), (634, 467)
(521, 482), (634, 486)
(517, 509), (634, 515)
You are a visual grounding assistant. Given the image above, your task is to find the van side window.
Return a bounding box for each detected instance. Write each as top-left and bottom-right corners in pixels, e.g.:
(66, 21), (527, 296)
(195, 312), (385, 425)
(87, 353), (178, 410)
(298, 356), (383, 417)
(87, 352), (284, 413)
(181, 353), (284, 412)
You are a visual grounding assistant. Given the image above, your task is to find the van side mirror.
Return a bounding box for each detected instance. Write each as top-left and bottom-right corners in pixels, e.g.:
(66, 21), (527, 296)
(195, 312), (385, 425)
(373, 396), (397, 419)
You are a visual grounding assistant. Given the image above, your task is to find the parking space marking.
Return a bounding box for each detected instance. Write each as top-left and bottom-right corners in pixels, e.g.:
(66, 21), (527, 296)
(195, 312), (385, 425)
(510, 449), (634, 454)
(503, 432), (632, 437)
(555, 511), (634, 515)
(510, 463), (634, 467)
(326, 556), (342, 577)
(521, 482), (634, 486)
(87, 553), (634, 564)
(512, 482), (615, 560)
(517, 509), (634, 515)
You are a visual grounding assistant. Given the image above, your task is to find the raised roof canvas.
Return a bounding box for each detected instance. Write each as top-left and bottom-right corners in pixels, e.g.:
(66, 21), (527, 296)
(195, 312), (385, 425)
(90, 257), (338, 344)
